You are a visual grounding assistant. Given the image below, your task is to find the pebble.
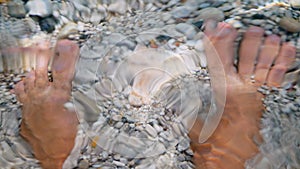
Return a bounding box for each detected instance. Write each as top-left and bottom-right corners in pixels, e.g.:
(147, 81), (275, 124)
(199, 2), (211, 9)
(107, 32), (126, 45)
(39, 16), (56, 33)
(194, 40), (204, 52)
(175, 23), (197, 40)
(197, 7), (225, 22)
(251, 19), (265, 25)
(279, 17), (300, 33)
(111, 114), (122, 121)
(7, 0), (26, 18)
(290, 0), (300, 9)
(78, 159), (89, 169)
(114, 121), (124, 129)
(90, 9), (104, 25)
(171, 6), (192, 18)
(145, 124), (157, 138)
(58, 22), (78, 39)
(177, 139), (190, 152)
(25, 0), (53, 17)
(113, 160), (125, 167)
(108, 0), (127, 15)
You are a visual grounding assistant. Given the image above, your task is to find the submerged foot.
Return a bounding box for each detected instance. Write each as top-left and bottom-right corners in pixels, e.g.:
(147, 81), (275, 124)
(190, 21), (296, 169)
(14, 40), (79, 168)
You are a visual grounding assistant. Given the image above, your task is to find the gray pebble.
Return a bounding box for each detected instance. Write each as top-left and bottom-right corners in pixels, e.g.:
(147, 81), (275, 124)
(106, 32), (126, 45)
(115, 122), (124, 129)
(171, 6), (192, 19)
(145, 124), (157, 138)
(197, 7), (224, 22)
(113, 160), (125, 167)
(175, 23), (197, 40)
(25, 0), (53, 17)
(7, 0), (26, 18)
(251, 19), (265, 25)
(177, 139), (190, 152)
(108, 0), (127, 15)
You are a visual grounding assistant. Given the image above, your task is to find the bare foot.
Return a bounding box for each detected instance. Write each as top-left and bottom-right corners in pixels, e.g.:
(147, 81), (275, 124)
(190, 21), (296, 168)
(14, 40), (79, 169)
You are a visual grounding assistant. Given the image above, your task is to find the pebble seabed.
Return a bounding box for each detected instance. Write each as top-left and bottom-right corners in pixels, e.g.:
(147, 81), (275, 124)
(0, 0), (300, 169)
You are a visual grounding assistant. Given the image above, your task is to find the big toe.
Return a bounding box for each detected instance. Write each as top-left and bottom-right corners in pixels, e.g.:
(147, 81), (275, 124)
(204, 21), (238, 76)
(51, 40), (79, 89)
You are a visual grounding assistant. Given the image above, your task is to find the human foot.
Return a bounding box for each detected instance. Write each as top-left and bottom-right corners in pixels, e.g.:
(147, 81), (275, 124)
(190, 21), (296, 169)
(14, 40), (79, 168)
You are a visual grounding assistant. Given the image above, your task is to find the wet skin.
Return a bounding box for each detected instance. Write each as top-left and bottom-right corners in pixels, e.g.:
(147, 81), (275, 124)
(14, 40), (79, 168)
(14, 22), (296, 169)
(189, 21), (296, 169)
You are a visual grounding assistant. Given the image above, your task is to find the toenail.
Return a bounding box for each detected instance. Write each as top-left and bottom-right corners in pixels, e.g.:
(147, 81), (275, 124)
(283, 42), (296, 49)
(248, 26), (264, 33)
(267, 35), (280, 43)
(221, 27), (232, 34)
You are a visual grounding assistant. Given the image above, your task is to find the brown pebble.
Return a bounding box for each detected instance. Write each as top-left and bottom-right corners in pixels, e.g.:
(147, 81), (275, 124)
(197, 7), (225, 22)
(78, 159), (89, 169)
(150, 39), (158, 48)
(174, 41), (181, 47)
(0, 0), (9, 3)
(91, 136), (99, 148)
(279, 17), (300, 33)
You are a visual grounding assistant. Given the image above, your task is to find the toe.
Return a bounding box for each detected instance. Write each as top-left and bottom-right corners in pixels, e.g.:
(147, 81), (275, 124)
(204, 21), (238, 74)
(51, 40), (79, 90)
(238, 26), (264, 81)
(35, 42), (52, 88)
(254, 35), (281, 85)
(267, 42), (296, 87)
(14, 80), (26, 102)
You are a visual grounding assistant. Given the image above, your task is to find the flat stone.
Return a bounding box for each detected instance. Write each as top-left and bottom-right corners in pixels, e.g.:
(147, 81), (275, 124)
(108, 0), (127, 15)
(90, 9), (105, 25)
(219, 5), (234, 12)
(199, 2), (211, 9)
(115, 122), (123, 129)
(251, 19), (265, 25)
(113, 160), (125, 167)
(74, 58), (99, 84)
(145, 124), (157, 138)
(25, 0), (53, 17)
(279, 17), (300, 33)
(177, 139), (190, 151)
(106, 33), (126, 45)
(112, 114), (122, 121)
(197, 7), (224, 22)
(194, 40), (204, 52)
(136, 33), (157, 44)
(78, 159), (89, 169)
(161, 13), (172, 22)
(171, 6), (192, 19)
(175, 23), (197, 40)
(7, 0), (26, 18)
